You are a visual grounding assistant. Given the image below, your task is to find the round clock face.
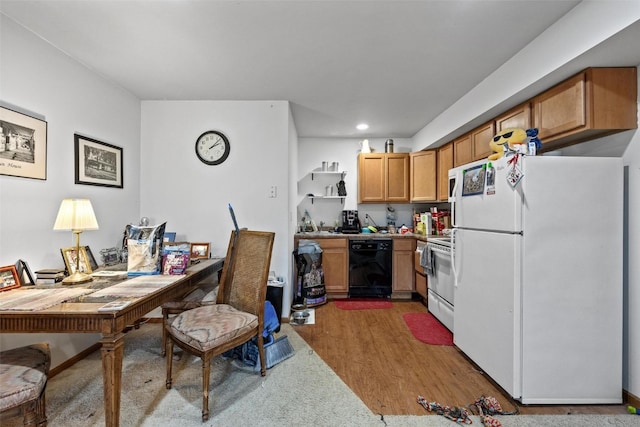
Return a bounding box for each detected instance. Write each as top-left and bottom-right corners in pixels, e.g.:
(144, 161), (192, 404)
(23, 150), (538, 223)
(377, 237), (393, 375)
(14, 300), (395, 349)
(195, 130), (230, 165)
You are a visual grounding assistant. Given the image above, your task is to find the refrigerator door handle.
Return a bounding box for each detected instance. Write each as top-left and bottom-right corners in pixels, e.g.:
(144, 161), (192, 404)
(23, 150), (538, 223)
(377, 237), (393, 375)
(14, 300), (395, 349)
(451, 228), (458, 288)
(450, 179), (458, 228)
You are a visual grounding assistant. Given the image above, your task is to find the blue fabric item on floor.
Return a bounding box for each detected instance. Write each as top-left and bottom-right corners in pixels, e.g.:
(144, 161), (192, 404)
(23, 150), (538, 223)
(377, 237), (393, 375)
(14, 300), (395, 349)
(223, 301), (279, 367)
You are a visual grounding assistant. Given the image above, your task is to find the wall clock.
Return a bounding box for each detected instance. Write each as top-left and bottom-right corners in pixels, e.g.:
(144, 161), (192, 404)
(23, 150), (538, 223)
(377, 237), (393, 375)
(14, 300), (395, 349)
(195, 130), (230, 165)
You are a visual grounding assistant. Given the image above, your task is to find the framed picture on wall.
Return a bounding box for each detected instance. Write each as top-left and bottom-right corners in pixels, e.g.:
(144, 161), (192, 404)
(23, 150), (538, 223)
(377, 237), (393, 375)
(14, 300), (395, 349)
(0, 106), (48, 180)
(74, 134), (123, 188)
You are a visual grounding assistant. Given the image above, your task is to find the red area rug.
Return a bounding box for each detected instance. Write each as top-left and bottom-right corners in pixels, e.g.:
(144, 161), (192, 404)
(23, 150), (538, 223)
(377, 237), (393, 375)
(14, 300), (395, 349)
(403, 312), (453, 346)
(334, 299), (393, 310)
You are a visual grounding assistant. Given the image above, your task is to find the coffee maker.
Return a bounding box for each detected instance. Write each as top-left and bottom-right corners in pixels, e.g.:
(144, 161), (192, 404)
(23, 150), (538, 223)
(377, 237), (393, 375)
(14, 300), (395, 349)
(341, 210), (361, 234)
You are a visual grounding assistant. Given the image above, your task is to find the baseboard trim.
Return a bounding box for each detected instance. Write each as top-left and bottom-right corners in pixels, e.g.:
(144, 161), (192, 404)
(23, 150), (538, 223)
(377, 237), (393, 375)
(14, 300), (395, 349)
(624, 389), (640, 408)
(50, 342), (101, 378)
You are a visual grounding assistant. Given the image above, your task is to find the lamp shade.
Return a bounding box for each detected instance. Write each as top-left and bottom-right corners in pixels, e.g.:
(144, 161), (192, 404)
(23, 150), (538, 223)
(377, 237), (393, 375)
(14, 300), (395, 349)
(53, 199), (99, 231)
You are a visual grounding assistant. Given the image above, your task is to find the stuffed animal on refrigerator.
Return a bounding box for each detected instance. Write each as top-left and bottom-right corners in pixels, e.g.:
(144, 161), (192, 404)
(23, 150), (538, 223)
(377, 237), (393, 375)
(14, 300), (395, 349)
(488, 127), (542, 160)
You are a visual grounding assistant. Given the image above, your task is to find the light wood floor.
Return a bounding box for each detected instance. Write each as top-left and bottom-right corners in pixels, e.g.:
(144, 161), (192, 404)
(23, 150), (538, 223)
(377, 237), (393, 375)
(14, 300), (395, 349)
(293, 300), (628, 417)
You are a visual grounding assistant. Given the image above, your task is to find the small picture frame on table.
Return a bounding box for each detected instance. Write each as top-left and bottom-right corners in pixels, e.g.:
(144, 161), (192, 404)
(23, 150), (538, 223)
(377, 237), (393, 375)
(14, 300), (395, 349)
(190, 243), (210, 259)
(14, 259), (35, 286)
(163, 232), (176, 243)
(60, 246), (93, 275)
(84, 246), (99, 271)
(100, 247), (120, 266)
(0, 265), (21, 292)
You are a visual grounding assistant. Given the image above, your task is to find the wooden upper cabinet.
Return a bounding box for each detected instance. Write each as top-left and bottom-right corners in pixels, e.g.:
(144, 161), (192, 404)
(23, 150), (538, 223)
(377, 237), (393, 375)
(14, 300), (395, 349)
(410, 150), (437, 202)
(358, 153), (409, 203)
(495, 102), (531, 132)
(453, 133), (472, 167)
(471, 121), (495, 162)
(386, 154), (410, 202)
(532, 67), (637, 150)
(454, 121), (495, 167)
(437, 142), (453, 202)
(358, 153), (385, 202)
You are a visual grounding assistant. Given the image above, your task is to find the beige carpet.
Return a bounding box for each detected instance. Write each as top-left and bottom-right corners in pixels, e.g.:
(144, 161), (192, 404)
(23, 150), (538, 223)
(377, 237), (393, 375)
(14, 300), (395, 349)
(3, 323), (637, 426)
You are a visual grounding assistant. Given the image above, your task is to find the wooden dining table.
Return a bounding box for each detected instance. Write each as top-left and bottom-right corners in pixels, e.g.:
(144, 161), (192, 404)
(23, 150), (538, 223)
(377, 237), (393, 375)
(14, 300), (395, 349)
(0, 258), (224, 427)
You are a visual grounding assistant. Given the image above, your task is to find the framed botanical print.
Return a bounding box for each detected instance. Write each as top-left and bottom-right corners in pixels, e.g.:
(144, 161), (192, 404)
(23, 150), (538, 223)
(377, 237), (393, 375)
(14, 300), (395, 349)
(0, 106), (47, 180)
(74, 134), (123, 188)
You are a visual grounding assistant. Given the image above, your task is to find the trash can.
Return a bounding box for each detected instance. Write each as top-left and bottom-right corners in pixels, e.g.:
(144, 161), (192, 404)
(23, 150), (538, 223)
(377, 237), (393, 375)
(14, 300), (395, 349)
(266, 278), (284, 333)
(292, 240), (327, 308)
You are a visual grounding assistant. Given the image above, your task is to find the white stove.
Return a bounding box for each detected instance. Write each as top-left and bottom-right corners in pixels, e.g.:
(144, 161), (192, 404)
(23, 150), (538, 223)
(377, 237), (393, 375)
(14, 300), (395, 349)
(421, 237), (454, 332)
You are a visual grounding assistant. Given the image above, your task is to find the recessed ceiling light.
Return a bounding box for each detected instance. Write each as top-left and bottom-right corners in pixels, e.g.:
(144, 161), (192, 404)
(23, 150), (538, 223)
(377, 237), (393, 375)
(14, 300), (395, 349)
(356, 123), (369, 130)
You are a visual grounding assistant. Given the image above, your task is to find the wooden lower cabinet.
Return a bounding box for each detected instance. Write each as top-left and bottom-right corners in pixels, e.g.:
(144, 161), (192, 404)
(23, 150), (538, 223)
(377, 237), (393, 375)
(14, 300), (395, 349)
(415, 272), (427, 300)
(392, 239), (415, 297)
(316, 238), (348, 296)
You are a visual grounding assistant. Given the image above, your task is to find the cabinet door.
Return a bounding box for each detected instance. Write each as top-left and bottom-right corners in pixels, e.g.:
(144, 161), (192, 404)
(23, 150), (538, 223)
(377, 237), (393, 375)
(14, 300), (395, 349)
(437, 142), (453, 202)
(386, 154), (409, 202)
(533, 73), (586, 142)
(472, 121), (495, 161)
(392, 239), (415, 293)
(317, 238), (348, 293)
(358, 153), (385, 203)
(453, 133), (472, 167)
(495, 102), (531, 132)
(410, 150), (436, 202)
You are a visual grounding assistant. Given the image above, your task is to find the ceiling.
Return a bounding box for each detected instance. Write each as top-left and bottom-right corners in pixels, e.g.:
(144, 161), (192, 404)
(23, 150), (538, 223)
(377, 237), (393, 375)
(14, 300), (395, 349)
(0, 0), (632, 139)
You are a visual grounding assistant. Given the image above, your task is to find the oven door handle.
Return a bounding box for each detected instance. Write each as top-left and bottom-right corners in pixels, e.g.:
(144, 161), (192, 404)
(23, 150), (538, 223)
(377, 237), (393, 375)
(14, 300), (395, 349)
(426, 244), (450, 256)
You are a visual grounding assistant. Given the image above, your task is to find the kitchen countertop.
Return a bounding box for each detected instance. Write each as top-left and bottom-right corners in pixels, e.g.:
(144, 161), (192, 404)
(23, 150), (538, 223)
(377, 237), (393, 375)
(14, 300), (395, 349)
(294, 232), (438, 242)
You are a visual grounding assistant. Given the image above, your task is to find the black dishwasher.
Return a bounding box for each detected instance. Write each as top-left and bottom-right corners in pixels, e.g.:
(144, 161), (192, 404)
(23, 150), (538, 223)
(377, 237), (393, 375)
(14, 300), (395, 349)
(348, 239), (392, 298)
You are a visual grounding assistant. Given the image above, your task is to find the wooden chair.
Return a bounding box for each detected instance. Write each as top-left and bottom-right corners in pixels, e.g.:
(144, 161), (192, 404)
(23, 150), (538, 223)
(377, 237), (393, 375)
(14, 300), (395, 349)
(0, 343), (51, 427)
(164, 229), (275, 422)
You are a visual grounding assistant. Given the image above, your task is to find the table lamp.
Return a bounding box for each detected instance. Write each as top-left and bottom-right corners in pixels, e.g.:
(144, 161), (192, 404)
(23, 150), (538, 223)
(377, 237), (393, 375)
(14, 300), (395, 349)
(53, 198), (99, 284)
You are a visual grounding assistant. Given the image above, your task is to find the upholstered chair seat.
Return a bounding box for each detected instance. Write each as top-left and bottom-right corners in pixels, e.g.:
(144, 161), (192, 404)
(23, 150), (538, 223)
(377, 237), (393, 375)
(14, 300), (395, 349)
(0, 343), (51, 427)
(167, 304), (258, 352)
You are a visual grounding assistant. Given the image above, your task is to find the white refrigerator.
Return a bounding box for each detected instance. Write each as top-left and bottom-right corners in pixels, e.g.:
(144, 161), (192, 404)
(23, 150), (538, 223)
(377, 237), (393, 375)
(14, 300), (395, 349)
(449, 155), (623, 404)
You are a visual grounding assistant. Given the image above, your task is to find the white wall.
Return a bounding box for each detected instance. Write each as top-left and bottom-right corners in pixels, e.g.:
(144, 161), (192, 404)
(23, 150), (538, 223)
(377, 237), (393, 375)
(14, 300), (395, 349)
(140, 100), (291, 309)
(0, 16), (141, 367)
(287, 107), (299, 312)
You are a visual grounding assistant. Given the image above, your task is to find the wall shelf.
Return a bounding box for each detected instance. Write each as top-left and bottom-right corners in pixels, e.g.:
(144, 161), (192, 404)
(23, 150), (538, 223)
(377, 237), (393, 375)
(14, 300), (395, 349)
(307, 195), (345, 204)
(311, 171), (347, 180)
